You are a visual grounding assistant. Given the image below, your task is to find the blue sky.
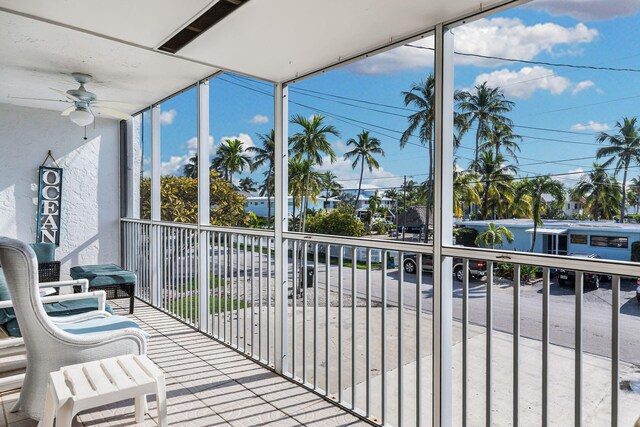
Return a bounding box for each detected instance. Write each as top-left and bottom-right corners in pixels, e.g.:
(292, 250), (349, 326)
(143, 0), (640, 194)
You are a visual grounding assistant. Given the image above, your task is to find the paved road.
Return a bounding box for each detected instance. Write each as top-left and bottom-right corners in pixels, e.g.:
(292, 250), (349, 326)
(214, 247), (640, 365)
(303, 261), (640, 365)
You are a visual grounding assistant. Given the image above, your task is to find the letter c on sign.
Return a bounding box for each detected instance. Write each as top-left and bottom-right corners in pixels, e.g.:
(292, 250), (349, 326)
(42, 186), (59, 200)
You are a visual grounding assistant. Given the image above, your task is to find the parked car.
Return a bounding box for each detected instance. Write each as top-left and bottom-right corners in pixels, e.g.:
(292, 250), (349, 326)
(636, 277), (640, 303)
(403, 253), (487, 281)
(556, 253), (608, 289)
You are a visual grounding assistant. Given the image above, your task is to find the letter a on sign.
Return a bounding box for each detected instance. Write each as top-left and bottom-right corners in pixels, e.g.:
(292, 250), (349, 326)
(37, 166), (63, 245)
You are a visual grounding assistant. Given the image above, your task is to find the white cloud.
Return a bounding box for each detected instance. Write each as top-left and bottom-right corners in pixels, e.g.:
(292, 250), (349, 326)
(158, 135), (214, 176)
(250, 114), (269, 124)
(570, 121), (611, 132)
(159, 109), (177, 125)
(572, 80), (595, 95)
(332, 140), (348, 156)
(557, 167), (586, 187)
(316, 156), (404, 189)
(348, 18), (597, 75)
(469, 66), (573, 98)
(528, 0), (640, 21)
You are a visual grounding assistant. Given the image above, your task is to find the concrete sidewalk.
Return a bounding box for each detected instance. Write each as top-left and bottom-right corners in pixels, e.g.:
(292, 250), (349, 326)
(343, 318), (640, 426)
(238, 304), (640, 426)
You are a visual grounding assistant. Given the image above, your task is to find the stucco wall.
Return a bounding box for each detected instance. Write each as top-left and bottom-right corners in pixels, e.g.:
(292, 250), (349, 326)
(0, 103), (120, 278)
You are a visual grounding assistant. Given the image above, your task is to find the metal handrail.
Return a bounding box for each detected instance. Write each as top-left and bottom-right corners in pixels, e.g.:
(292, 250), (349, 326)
(120, 217), (276, 237)
(283, 231), (435, 253)
(443, 245), (640, 277)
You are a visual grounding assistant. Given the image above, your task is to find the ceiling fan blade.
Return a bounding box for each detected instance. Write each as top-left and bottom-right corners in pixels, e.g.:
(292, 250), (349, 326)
(92, 106), (132, 120)
(8, 96), (71, 103)
(61, 106), (76, 116)
(50, 87), (79, 101)
(91, 100), (135, 109)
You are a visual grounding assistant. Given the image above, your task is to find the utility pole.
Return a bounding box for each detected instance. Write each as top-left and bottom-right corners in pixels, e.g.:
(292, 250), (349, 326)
(403, 175), (407, 241)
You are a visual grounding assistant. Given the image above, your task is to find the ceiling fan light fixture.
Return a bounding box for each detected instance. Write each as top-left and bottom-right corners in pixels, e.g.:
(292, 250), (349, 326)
(69, 107), (94, 126)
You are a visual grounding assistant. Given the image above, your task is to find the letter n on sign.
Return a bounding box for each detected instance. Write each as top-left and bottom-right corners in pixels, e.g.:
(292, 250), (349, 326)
(37, 166), (63, 245)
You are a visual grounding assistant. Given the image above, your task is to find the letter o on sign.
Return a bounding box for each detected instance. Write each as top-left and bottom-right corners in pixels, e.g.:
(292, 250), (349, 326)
(42, 170), (60, 185)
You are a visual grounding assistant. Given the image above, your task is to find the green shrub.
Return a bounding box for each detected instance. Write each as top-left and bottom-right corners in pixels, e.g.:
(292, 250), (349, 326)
(454, 227), (478, 247)
(306, 207), (365, 237)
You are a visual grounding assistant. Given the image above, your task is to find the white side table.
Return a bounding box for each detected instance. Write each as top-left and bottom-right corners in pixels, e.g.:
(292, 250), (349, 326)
(38, 354), (167, 427)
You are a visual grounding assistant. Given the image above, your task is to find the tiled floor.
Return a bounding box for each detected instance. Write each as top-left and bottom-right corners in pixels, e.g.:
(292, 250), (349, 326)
(0, 299), (366, 426)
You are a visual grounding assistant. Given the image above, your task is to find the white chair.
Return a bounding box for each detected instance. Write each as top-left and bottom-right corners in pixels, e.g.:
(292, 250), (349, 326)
(0, 237), (148, 421)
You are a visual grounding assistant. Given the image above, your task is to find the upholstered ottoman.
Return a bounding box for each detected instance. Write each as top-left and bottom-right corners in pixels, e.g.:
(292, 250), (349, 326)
(70, 264), (136, 314)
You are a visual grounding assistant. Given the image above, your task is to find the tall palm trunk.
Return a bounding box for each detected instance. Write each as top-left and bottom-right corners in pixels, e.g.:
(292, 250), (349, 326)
(474, 129), (481, 163)
(529, 192), (541, 252)
(266, 189), (272, 228)
(354, 158), (365, 215)
(621, 164), (629, 222)
(301, 161), (311, 232)
(423, 136), (433, 243)
(481, 185), (490, 219)
(292, 202), (296, 231)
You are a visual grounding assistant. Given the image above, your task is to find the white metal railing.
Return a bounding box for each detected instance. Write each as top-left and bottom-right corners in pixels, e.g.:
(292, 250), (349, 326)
(122, 218), (277, 364)
(122, 218), (639, 426)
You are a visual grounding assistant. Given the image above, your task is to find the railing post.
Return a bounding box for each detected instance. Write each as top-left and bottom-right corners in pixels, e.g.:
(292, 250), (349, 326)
(433, 23), (455, 427)
(274, 82), (289, 374)
(197, 80), (211, 332)
(150, 105), (162, 307)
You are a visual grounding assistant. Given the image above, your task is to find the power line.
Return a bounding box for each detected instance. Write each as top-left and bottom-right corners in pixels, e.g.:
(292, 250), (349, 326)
(228, 72), (613, 140)
(215, 76), (640, 183)
(405, 44), (640, 73)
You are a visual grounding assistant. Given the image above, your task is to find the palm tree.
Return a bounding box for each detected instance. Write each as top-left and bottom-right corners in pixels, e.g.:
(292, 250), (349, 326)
(258, 172), (274, 226)
(479, 123), (522, 163)
(458, 82), (515, 162)
(473, 151), (517, 219)
(238, 177), (257, 193)
(571, 163), (621, 221)
(401, 76), (436, 241)
(518, 176), (565, 252)
(475, 222), (514, 249)
(288, 158), (322, 231)
(453, 167), (480, 218)
(595, 117), (640, 222)
(369, 193), (382, 216)
(248, 130), (276, 225)
(628, 177), (640, 214)
(290, 114), (340, 232)
(211, 139), (251, 183)
(344, 130), (385, 214)
(183, 155), (198, 178)
(320, 171), (342, 208)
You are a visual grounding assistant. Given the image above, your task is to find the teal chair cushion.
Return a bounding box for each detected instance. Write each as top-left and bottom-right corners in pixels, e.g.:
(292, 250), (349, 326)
(4, 301), (115, 337)
(59, 315), (147, 336)
(69, 264), (136, 287)
(28, 243), (56, 263)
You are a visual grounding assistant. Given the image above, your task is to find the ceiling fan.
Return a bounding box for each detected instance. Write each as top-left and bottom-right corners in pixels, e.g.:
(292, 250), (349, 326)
(11, 72), (134, 126)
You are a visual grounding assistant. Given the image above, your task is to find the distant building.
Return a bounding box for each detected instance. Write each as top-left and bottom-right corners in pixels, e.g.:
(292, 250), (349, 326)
(540, 193), (585, 217)
(325, 185), (394, 211)
(458, 218), (640, 261)
(244, 196), (294, 218)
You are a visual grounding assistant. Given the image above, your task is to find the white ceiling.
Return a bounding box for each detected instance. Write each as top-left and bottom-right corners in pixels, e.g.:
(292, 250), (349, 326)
(0, 0), (519, 114)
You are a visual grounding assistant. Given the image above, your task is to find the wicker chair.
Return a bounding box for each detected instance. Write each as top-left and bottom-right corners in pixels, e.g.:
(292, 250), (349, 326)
(0, 237), (148, 421)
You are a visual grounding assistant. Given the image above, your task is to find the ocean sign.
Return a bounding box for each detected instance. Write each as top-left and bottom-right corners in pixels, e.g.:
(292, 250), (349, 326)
(37, 166), (63, 245)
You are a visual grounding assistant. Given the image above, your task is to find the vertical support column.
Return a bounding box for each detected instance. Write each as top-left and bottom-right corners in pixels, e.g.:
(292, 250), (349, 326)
(433, 23), (455, 427)
(150, 105), (161, 307)
(198, 80), (211, 332)
(128, 115), (142, 219)
(274, 82), (289, 374)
